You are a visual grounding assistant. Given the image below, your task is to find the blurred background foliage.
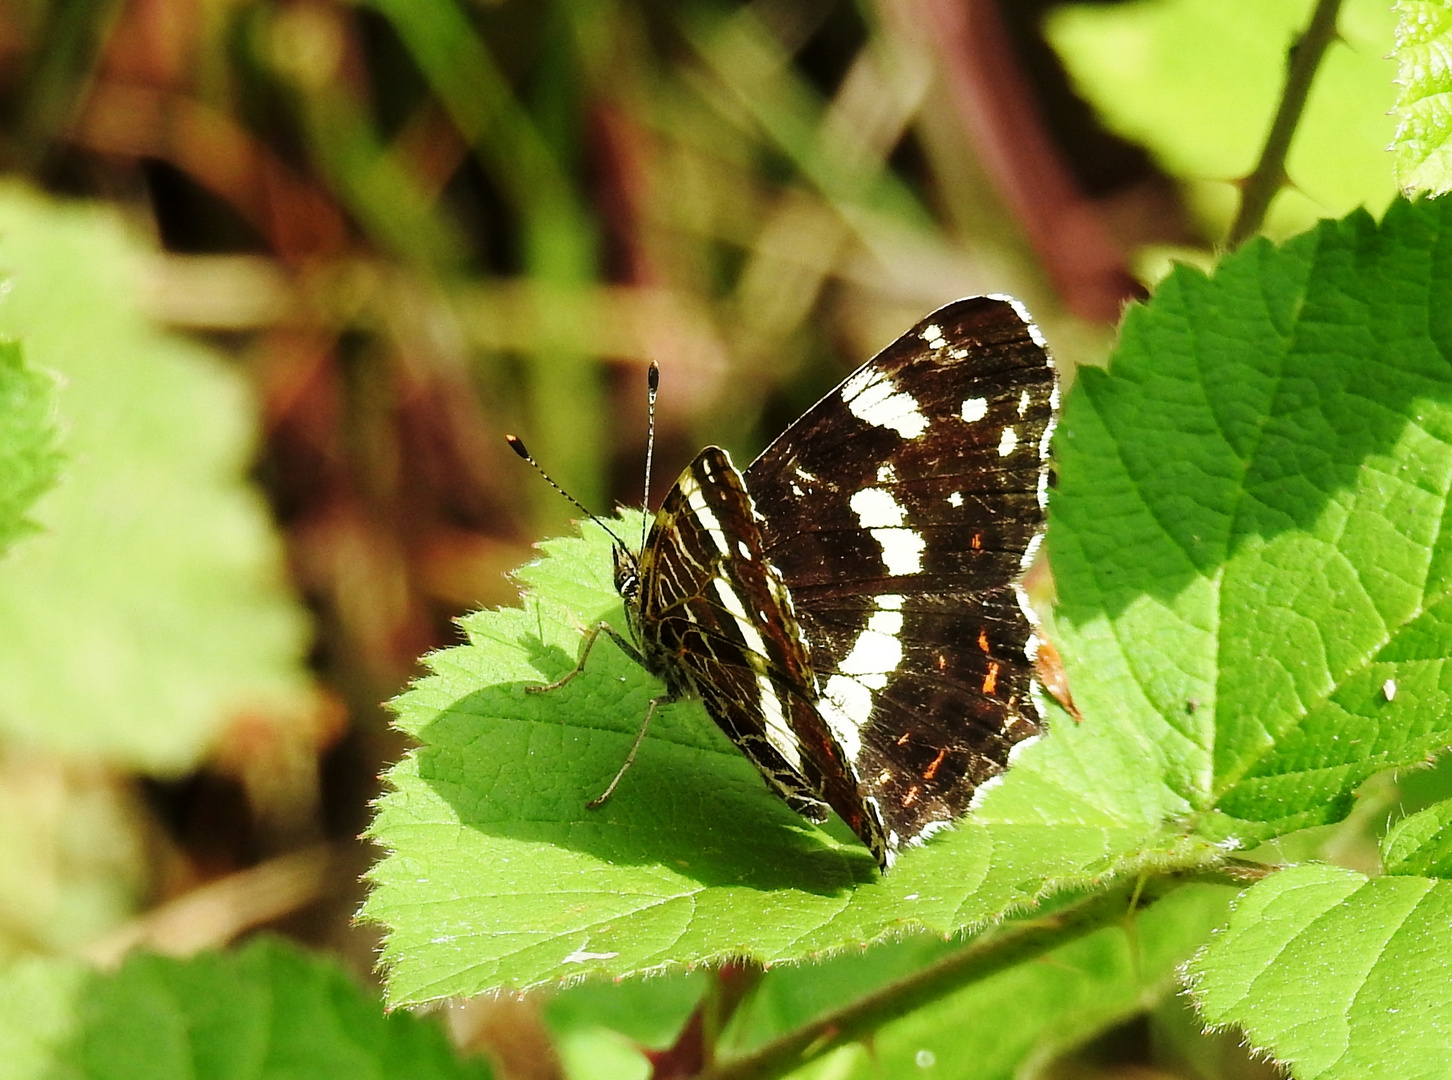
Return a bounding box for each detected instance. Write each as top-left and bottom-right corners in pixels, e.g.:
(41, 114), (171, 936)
(0, 0), (1411, 1076)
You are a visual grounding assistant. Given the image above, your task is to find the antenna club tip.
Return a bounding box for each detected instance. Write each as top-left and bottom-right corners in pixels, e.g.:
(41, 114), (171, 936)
(647, 362), (660, 393)
(505, 434), (530, 459)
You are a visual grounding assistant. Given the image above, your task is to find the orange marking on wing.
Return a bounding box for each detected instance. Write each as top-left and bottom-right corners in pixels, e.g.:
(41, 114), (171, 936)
(937, 654), (947, 671)
(922, 747), (948, 781)
(977, 628), (990, 653)
(982, 661), (1000, 696)
(902, 785), (920, 807)
(971, 533), (982, 550)
(896, 731), (912, 746)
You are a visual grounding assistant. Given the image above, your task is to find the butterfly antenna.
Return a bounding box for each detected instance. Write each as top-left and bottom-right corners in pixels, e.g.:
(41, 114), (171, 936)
(506, 435), (632, 553)
(640, 362), (659, 552)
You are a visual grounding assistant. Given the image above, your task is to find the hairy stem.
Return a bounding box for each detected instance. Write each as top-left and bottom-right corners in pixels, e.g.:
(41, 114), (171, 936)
(699, 869), (1234, 1080)
(1227, 0), (1345, 247)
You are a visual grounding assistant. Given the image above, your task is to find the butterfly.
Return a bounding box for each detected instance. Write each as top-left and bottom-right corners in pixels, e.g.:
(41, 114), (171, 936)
(510, 295), (1059, 870)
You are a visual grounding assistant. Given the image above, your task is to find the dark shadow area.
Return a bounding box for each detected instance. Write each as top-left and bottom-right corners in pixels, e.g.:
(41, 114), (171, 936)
(412, 630), (878, 894)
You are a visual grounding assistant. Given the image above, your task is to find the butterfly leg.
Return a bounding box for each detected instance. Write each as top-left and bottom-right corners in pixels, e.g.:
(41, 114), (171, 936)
(529, 621), (645, 693)
(586, 692), (671, 808)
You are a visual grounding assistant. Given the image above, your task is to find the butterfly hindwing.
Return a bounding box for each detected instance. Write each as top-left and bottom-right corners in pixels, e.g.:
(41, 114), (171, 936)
(743, 296), (1057, 848)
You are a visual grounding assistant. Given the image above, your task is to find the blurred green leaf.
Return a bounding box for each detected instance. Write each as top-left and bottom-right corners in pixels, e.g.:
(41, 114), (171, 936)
(1382, 798), (1452, 876)
(0, 339), (61, 556)
(363, 516), (1209, 1001)
(1046, 0), (1398, 239)
(0, 185), (314, 772)
(1052, 198), (1452, 849)
(0, 937), (490, 1080)
(0, 754), (150, 958)
(0, 953), (88, 1080)
(545, 967), (708, 1051)
(798, 884), (1235, 1080)
(1393, 1), (1452, 195)
(1188, 864), (1452, 1079)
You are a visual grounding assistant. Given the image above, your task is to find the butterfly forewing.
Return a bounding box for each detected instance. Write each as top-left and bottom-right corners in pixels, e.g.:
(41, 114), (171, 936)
(743, 296), (1057, 849)
(634, 447), (891, 864)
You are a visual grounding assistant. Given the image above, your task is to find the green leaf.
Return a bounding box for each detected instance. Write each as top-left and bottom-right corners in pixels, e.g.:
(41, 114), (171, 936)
(364, 519), (1211, 1001)
(1188, 864), (1452, 1079)
(1382, 797), (1452, 876)
(0, 938), (491, 1080)
(1045, 0), (1398, 239)
(545, 968), (708, 1050)
(0, 339), (60, 556)
(0, 954), (88, 1080)
(790, 884), (1236, 1080)
(1051, 197), (1452, 849)
(0, 185), (314, 772)
(0, 753), (151, 957)
(1393, 1), (1452, 195)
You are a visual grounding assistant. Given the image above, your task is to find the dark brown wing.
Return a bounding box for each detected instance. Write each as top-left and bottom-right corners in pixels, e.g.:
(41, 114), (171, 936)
(637, 446), (890, 865)
(744, 296), (1057, 851)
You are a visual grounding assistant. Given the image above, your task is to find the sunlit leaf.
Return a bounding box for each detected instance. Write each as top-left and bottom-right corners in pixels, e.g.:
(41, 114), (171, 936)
(1393, 1), (1452, 195)
(1189, 864), (1452, 1079)
(1046, 0), (1398, 239)
(1052, 198), (1452, 849)
(363, 516), (1203, 1001)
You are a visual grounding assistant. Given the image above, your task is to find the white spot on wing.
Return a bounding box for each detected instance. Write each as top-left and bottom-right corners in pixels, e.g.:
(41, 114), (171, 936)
(819, 677), (869, 759)
(1018, 389), (1031, 416)
(877, 463), (897, 483)
(757, 673), (803, 771)
(816, 595), (905, 761)
(920, 323), (947, 349)
(713, 579), (767, 657)
(997, 426), (1019, 457)
(961, 397), (988, 423)
(685, 482), (730, 553)
(948, 491), (963, 508)
(877, 530), (924, 575)
(737, 539), (752, 558)
(837, 609), (904, 690)
(791, 482), (804, 496)
(850, 488), (923, 575)
(851, 487), (905, 527)
(842, 367), (929, 438)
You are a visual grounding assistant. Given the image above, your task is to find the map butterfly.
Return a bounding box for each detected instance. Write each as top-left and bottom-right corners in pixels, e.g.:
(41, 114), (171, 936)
(510, 296), (1059, 870)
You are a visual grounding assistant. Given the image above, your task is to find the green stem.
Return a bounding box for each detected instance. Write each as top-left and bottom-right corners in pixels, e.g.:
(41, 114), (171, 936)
(699, 869), (1233, 1080)
(1226, 0), (1345, 247)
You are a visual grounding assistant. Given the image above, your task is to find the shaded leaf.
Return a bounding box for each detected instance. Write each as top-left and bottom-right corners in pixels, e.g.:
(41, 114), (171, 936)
(799, 884), (1236, 1080)
(0, 938), (490, 1080)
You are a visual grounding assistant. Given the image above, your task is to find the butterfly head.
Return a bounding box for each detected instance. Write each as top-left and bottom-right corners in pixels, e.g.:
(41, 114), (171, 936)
(612, 543), (642, 606)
